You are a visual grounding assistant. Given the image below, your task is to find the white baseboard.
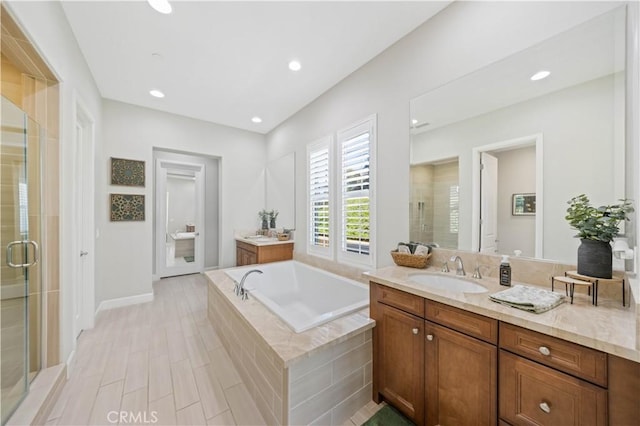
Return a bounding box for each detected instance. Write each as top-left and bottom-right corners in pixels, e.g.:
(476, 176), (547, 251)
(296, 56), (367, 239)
(95, 292), (154, 314)
(66, 350), (76, 378)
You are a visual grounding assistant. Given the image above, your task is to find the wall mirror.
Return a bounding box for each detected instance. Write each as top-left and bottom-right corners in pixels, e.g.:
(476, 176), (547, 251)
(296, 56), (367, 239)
(266, 152), (296, 230)
(410, 6), (626, 264)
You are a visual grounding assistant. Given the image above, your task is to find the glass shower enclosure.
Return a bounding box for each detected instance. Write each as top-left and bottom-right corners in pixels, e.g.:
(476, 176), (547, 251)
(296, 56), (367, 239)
(1, 96), (43, 424)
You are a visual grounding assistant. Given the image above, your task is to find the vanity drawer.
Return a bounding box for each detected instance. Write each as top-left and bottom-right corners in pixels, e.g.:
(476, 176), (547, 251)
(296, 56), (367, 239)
(500, 323), (607, 386)
(425, 300), (498, 344)
(375, 283), (424, 317)
(499, 350), (607, 426)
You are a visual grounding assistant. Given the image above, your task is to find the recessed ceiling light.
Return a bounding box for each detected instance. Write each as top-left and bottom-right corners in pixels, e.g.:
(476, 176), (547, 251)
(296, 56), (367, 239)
(251, 117), (262, 123)
(149, 89), (165, 98)
(530, 70), (551, 81)
(288, 60), (302, 72)
(147, 0), (172, 14)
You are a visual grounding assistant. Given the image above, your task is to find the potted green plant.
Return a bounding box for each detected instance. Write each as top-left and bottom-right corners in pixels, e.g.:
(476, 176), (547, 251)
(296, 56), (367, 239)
(269, 210), (279, 229)
(258, 209), (270, 230)
(565, 194), (633, 278)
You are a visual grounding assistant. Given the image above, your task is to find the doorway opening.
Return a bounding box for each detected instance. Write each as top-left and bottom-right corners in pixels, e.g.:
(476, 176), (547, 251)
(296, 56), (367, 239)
(472, 134), (543, 258)
(153, 149), (220, 279)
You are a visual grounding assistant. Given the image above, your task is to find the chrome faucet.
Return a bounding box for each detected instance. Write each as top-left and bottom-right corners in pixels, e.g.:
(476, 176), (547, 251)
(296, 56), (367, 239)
(235, 269), (263, 300)
(450, 255), (466, 276)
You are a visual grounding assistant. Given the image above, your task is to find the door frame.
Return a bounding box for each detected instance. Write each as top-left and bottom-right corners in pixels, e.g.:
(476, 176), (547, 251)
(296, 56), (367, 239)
(71, 93), (96, 335)
(155, 159), (205, 278)
(471, 133), (543, 258)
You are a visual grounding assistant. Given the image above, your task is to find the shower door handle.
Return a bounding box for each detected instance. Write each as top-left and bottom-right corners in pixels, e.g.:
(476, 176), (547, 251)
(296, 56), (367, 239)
(6, 240), (39, 268)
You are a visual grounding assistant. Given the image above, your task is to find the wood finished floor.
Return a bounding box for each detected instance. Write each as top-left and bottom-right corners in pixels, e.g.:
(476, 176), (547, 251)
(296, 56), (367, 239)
(45, 273), (380, 426)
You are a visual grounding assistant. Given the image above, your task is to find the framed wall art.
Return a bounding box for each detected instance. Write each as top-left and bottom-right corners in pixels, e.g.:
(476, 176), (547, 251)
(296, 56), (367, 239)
(110, 193), (145, 221)
(512, 193), (536, 216)
(111, 157), (145, 186)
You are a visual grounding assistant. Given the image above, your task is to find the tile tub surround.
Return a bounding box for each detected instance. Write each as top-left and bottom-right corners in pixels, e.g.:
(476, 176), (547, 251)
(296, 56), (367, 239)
(206, 270), (374, 425)
(366, 265), (640, 362)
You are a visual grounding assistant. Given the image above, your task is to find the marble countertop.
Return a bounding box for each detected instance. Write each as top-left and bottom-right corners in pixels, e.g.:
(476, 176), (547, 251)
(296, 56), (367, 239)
(366, 266), (640, 362)
(206, 269), (374, 367)
(235, 236), (294, 247)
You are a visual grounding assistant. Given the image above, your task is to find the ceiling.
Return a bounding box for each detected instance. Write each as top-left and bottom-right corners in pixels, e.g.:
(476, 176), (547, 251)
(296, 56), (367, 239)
(61, 1), (450, 134)
(410, 6), (625, 134)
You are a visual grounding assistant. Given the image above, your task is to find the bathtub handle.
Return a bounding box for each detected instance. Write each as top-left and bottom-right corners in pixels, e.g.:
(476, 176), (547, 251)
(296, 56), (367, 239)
(412, 328), (419, 335)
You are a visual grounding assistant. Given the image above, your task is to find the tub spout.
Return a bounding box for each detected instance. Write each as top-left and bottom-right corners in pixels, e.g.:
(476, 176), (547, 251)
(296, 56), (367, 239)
(235, 269), (263, 299)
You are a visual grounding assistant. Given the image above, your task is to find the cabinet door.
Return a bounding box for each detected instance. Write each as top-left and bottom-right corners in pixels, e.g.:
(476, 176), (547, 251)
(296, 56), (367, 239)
(499, 350), (607, 426)
(425, 321), (497, 426)
(377, 303), (425, 424)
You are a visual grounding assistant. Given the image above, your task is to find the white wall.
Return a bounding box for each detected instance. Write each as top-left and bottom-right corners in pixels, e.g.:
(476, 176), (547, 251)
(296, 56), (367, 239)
(99, 100), (265, 304)
(266, 1), (622, 269)
(495, 147), (536, 257)
(5, 1), (103, 366)
(412, 74), (621, 263)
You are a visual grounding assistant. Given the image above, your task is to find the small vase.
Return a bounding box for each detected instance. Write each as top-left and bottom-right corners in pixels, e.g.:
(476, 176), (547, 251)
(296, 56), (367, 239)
(577, 239), (612, 279)
(270, 218), (276, 229)
(261, 219), (268, 230)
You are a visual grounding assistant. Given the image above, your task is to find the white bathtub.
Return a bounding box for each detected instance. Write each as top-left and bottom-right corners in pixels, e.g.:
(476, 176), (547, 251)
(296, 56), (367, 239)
(224, 260), (369, 333)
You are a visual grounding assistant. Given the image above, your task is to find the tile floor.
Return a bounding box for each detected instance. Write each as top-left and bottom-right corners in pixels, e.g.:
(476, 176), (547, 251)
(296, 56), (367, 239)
(43, 273), (381, 426)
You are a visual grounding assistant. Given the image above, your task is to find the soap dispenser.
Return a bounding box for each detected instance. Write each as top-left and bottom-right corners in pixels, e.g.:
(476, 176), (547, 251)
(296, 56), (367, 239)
(499, 255), (511, 286)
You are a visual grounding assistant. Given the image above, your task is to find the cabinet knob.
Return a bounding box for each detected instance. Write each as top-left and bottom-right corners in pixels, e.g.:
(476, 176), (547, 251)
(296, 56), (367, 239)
(539, 346), (551, 356)
(539, 402), (551, 413)
(426, 334), (434, 341)
(412, 328), (419, 335)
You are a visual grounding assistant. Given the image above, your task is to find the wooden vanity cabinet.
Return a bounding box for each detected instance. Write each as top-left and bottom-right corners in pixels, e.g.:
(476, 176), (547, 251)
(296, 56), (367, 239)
(499, 350), (607, 426)
(371, 281), (640, 426)
(424, 321), (497, 426)
(235, 240), (293, 266)
(371, 282), (497, 426)
(375, 302), (425, 423)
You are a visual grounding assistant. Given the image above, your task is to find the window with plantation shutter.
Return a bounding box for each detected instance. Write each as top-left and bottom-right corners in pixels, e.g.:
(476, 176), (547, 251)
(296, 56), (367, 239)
(337, 116), (376, 266)
(307, 137), (332, 257)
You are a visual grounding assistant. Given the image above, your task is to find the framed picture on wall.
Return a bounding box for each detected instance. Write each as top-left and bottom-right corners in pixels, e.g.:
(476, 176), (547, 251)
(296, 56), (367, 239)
(110, 193), (145, 221)
(512, 193), (536, 216)
(111, 157), (145, 186)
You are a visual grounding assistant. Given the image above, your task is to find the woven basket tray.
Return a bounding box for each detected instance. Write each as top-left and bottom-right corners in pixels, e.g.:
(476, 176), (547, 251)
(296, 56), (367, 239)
(390, 250), (431, 269)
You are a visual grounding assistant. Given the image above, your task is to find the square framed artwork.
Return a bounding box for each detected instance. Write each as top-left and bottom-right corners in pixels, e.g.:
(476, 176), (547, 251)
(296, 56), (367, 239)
(110, 194), (145, 221)
(111, 157), (145, 187)
(512, 193), (536, 216)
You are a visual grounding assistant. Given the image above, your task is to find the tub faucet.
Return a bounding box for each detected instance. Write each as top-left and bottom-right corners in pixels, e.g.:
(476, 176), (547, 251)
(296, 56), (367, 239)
(450, 255), (466, 276)
(235, 269), (263, 300)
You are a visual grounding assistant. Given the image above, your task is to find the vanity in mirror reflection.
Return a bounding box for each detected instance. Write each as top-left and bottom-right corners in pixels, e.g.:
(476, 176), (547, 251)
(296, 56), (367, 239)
(410, 6), (626, 264)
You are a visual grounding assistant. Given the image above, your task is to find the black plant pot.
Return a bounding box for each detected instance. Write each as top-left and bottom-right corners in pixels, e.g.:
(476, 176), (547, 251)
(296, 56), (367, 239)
(577, 239), (612, 279)
(261, 219), (268, 230)
(270, 218), (276, 229)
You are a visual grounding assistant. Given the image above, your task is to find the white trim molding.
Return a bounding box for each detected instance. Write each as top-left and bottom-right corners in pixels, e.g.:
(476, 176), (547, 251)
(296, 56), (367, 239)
(95, 292), (154, 314)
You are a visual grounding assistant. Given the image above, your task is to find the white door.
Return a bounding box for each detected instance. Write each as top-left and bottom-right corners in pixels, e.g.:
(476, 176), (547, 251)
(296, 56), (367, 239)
(156, 160), (205, 278)
(73, 124), (84, 339)
(72, 100), (96, 339)
(480, 152), (498, 253)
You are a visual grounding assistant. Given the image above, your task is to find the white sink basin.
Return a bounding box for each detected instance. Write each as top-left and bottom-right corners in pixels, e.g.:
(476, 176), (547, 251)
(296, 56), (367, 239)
(408, 274), (487, 293)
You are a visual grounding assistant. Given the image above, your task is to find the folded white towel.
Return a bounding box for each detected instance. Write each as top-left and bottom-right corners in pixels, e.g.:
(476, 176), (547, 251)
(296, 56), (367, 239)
(489, 285), (565, 314)
(414, 245), (430, 256)
(397, 245), (411, 254)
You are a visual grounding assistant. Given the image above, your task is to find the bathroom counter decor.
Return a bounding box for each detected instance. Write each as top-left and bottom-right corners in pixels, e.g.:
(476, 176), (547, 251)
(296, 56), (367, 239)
(390, 250), (431, 268)
(564, 270), (626, 307)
